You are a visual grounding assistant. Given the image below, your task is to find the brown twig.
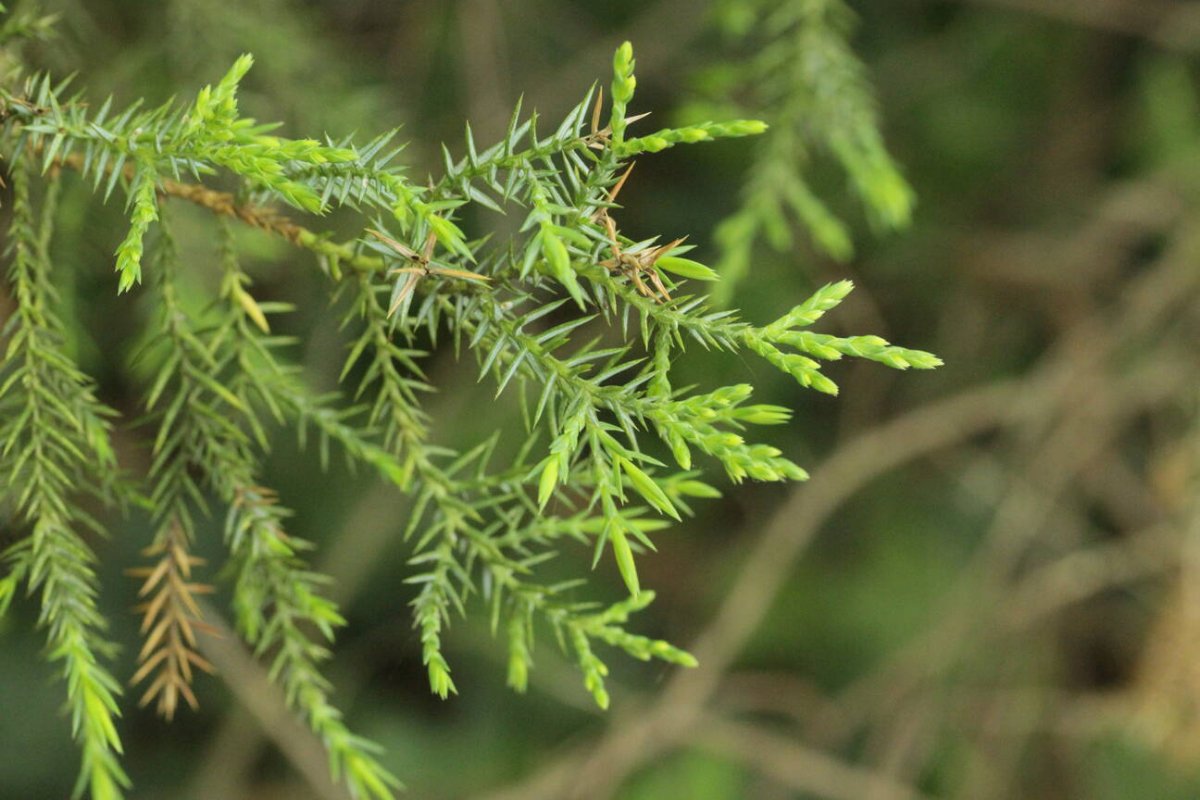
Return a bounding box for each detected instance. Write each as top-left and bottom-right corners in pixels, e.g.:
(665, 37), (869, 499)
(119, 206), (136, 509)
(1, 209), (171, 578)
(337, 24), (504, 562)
(52, 151), (389, 276)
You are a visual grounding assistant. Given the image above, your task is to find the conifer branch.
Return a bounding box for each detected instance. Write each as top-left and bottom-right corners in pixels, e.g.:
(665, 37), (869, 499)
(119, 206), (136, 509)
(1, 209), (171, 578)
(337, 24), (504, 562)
(0, 160), (128, 800)
(0, 20), (939, 798)
(701, 0), (915, 301)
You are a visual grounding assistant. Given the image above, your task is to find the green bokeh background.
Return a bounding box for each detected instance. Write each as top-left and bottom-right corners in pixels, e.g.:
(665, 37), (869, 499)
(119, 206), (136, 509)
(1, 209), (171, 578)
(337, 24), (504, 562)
(2, 1), (1198, 798)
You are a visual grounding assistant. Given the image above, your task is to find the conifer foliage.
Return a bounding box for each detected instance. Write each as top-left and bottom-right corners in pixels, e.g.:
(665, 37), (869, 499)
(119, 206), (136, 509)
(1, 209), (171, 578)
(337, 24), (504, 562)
(0, 8), (938, 799)
(697, 0), (916, 301)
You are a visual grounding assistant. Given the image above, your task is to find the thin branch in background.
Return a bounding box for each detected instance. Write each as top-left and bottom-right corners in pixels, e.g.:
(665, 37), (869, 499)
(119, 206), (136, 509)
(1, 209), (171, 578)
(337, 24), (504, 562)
(695, 714), (930, 800)
(193, 600), (350, 800)
(953, 0), (1200, 52)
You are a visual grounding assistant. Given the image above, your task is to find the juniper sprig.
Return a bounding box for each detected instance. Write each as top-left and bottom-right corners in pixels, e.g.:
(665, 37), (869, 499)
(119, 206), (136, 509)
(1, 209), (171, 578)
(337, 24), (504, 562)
(0, 14), (938, 799)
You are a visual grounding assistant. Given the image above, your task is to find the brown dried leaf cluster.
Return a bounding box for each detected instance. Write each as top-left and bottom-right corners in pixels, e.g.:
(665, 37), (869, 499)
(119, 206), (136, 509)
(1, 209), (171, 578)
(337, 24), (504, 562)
(128, 522), (217, 720)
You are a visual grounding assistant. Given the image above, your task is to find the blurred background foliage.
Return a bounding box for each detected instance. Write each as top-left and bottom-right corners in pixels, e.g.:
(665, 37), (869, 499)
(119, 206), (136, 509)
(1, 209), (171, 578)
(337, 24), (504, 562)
(2, 0), (1200, 798)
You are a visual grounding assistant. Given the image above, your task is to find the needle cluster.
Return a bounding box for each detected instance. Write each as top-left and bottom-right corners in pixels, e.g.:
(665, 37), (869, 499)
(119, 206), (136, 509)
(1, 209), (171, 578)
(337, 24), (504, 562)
(0, 12), (938, 799)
